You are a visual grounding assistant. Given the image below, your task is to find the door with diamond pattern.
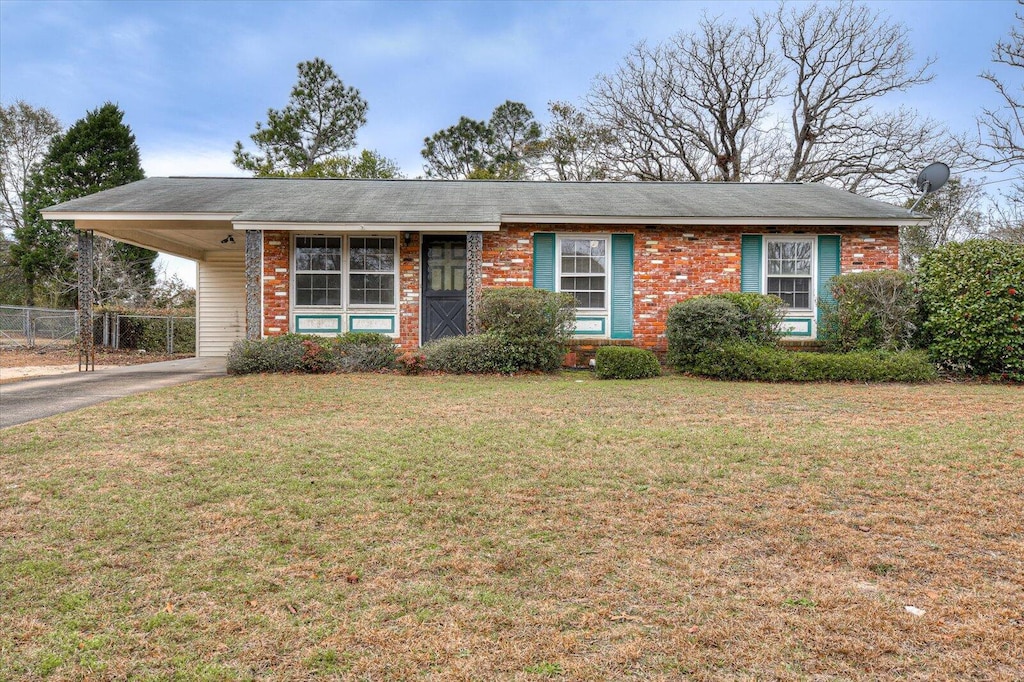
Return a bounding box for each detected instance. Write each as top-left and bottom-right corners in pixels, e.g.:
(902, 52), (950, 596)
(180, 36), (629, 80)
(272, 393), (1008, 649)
(422, 235), (467, 342)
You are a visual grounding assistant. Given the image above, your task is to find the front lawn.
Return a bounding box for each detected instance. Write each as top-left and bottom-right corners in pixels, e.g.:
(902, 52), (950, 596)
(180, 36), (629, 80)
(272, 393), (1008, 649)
(1, 374), (1021, 680)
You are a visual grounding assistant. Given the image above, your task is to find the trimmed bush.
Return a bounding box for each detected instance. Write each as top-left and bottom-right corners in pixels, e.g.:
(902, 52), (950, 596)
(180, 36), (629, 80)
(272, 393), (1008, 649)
(423, 288), (576, 374)
(478, 287), (577, 344)
(227, 334), (306, 374)
(819, 270), (919, 352)
(918, 240), (1024, 380)
(666, 293), (783, 370)
(422, 334), (566, 374)
(226, 332), (397, 374)
(595, 346), (661, 379)
(422, 335), (501, 374)
(690, 343), (937, 383)
(712, 292), (787, 345)
(328, 332), (398, 372)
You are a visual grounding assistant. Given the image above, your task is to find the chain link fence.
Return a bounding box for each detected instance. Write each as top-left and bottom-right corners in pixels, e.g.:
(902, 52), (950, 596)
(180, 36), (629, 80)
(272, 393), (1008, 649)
(0, 305), (195, 354)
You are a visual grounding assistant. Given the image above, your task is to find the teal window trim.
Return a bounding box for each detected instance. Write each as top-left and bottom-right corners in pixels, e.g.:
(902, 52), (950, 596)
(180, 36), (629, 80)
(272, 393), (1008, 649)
(532, 233), (556, 291)
(573, 316), (607, 336)
(295, 314), (343, 334)
(348, 314), (396, 334)
(780, 317), (813, 337)
(609, 233), (634, 340)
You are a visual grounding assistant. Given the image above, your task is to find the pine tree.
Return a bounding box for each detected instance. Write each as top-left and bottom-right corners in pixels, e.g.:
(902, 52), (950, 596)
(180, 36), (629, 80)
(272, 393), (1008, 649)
(17, 102), (154, 306)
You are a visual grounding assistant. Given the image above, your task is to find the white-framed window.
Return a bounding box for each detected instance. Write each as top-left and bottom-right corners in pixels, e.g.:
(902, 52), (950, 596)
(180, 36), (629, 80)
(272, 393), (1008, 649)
(559, 236), (607, 310)
(293, 235), (397, 308)
(294, 236), (342, 306)
(349, 236), (396, 306)
(765, 237), (814, 310)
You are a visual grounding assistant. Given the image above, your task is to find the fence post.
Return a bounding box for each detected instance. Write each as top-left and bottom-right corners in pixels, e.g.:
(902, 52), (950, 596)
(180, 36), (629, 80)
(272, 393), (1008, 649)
(113, 313), (119, 350)
(167, 315), (173, 354)
(102, 312), (109, 347)
(24, 308), (33, 348)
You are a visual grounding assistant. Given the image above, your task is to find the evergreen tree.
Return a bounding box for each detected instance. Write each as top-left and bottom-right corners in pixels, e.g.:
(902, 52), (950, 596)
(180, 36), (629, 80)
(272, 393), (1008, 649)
(18, 102), (155, 307)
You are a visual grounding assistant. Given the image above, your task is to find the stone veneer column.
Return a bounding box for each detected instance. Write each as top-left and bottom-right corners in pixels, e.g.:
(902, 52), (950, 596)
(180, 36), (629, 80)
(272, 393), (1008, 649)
(244, 230), (261, 340)
(466, 231), (483, 334)
(77, 230), (94, 370)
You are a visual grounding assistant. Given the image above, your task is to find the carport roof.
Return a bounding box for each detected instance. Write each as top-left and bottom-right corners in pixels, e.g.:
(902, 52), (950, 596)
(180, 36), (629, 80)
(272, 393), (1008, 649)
(43, 177), (927, 227)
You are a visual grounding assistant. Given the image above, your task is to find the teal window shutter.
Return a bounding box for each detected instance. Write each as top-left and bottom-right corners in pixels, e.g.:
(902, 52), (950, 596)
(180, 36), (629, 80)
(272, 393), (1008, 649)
(817, 235), (841, 320)
(533, 233), (555, 291)
(740, 235), (762, 292)
(610, 234), (634, 339)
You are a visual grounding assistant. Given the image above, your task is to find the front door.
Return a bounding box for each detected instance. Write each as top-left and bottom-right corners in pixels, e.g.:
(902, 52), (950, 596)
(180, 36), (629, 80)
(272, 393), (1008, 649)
(422, 235), (467, 342)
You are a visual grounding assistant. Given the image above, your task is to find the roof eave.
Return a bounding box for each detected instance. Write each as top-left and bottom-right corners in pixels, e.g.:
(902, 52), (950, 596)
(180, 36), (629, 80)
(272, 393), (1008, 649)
(501, 214), (931, 227)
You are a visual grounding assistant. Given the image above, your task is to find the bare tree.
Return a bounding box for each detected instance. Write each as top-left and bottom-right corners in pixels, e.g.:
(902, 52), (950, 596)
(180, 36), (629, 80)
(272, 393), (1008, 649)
(588, 14), (783, 181)
(977, 2), (1024, 172)
(537, 101), (614, 181)
(587, 1), (958, 197)
(985, 185), (1024, 243)
(775, 0), (943, 192)
(900, 177), (986, 269)
(0, 101), (60, 234)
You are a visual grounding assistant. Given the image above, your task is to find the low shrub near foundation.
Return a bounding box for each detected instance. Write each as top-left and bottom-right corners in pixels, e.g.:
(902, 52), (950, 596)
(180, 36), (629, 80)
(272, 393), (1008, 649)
(665, 293), (785, 370)
(422, 334), (565, 374)
(594, 346), (661, 379)
(689, 343), (937, 383)
(226, 333), (396, 374)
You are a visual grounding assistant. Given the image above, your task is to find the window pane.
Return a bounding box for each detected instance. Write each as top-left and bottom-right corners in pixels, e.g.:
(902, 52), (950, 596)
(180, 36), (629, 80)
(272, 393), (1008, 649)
(768, 276), (811, 309)
(296, 237), (342, 273)
(350, 273), (395, 305)
(296, 273), (341, 306)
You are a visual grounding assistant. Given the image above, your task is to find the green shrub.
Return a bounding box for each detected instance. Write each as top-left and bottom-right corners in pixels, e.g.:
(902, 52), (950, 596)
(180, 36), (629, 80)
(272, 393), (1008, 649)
(226, 332), (397, 374)
(819, 270), (919, 352)
(918, 240), (1024, 380)
(328, 332), (398, 372)
(690, 343), (937, 382)
(422, 334), (565, 374)
(421, 288), (576, 374)
(595, 346), (661, 379)
(226, 334), (306, 374)
(666, 293), (783, 370)
(711, 292), (787, 345)
(478, 288), (577, 344)
(422, 335), (500, 374)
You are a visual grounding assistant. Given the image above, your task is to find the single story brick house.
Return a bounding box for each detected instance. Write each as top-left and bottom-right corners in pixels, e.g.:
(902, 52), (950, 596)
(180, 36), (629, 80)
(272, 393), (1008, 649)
(42, 178), (927, 358)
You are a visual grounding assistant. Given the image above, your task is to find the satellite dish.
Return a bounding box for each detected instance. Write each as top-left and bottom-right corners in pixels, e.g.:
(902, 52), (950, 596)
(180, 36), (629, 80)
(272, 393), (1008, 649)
(916, 162), (950, 194)
(908, 162), (950, 213)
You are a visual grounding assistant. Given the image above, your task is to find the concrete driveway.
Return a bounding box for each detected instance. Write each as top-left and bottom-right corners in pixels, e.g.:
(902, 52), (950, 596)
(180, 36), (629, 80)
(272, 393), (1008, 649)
(0, 357), (226, 429)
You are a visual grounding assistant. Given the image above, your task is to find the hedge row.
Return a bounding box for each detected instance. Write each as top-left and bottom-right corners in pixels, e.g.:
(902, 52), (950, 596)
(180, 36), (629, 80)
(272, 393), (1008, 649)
(226, 333), (397, 374)
(691, 343), (937, 383)
(594, 346), (661, 379)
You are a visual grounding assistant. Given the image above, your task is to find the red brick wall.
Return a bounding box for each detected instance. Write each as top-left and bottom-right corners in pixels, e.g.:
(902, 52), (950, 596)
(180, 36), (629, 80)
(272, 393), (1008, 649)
(257, 225), (899, 350)
(838, 227), (900, 271)
(262, 231), (289, 337)
(482, 224), (900, 353)
(398, 233), (421, 349)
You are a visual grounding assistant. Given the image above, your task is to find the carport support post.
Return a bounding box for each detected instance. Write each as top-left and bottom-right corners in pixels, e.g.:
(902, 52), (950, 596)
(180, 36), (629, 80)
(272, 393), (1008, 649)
(466, 231), (483, 334)
(77, 229), (95, 371)
(244, 229), (261, 340)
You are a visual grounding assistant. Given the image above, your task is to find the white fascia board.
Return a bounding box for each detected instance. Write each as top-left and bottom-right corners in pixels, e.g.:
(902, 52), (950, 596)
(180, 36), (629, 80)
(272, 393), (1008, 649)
(40, 211), (238, 222)
(500, 214), (931, 227)
(232, 221), (501, 232)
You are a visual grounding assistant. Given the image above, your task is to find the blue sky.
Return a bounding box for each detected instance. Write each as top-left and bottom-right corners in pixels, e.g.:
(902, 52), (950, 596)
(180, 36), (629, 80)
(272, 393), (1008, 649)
(1, 0), (1019, 284)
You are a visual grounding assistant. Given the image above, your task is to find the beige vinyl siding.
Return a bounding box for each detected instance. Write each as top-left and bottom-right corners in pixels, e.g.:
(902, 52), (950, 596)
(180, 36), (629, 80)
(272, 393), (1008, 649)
(197, 253), (245, 357)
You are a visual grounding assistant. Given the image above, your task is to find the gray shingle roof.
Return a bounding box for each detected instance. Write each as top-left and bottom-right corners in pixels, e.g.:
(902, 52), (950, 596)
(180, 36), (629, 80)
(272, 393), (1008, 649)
(43, 177), (924, 224)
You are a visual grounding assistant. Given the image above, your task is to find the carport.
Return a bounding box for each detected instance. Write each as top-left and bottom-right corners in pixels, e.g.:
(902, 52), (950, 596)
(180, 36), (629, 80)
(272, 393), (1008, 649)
(41, 206), (253, 358)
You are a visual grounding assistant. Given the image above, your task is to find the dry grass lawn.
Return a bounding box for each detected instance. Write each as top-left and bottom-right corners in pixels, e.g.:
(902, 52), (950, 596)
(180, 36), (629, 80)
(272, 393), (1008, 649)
(1, 373), (1022, 680)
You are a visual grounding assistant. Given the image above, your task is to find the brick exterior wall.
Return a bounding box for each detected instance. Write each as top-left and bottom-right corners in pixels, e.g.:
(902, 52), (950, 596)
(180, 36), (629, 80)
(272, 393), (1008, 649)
(262, 230), (290, 337)
(838, 227), (900, 272)
(398, 233), (421, 349)
(481, 224), (899, 354)
(256, 224), (899, 351)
